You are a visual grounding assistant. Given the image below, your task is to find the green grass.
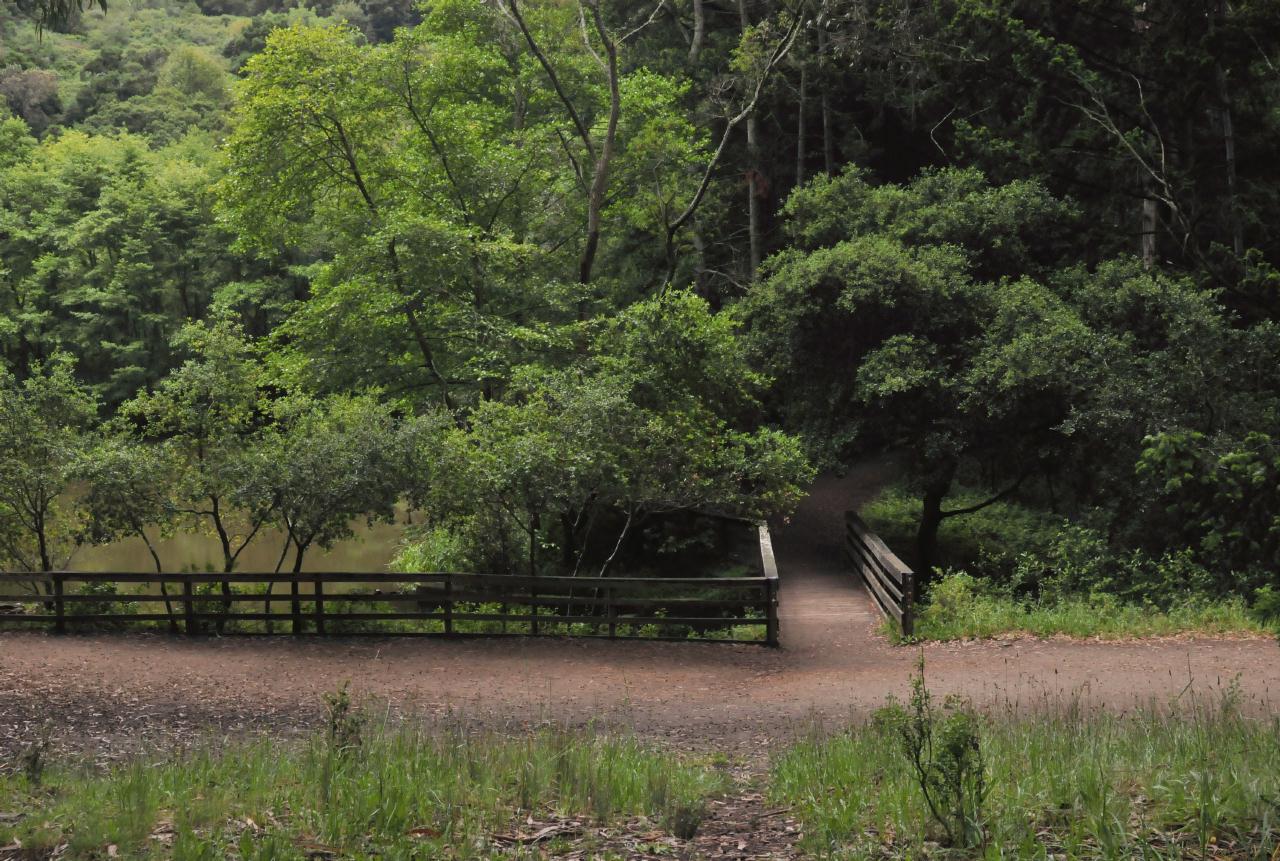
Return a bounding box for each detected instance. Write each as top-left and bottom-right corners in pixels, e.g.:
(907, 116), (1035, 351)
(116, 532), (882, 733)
(904, 572), (1276, 642)
(1, 714), (728, 859)
(772, 688), (1280, 859)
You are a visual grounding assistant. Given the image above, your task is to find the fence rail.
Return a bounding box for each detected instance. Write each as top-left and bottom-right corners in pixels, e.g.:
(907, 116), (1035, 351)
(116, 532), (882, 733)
(0, 524), (781, 645)
(844, 511), (915, 636)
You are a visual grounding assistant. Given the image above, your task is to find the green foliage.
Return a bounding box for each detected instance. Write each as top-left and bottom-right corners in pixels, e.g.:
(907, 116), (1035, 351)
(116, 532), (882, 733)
(772, 687), (1280, 859)
(255, 392), (430, 571)
(391, 524), (473, 574)
(76, 435), (175, 571)
(419, 290), (811, 579)
(121, 317), (272, 573)
(0, 354), (96, 572)
(0, 130), (281, 406)
(1135, 431), (1280, 593)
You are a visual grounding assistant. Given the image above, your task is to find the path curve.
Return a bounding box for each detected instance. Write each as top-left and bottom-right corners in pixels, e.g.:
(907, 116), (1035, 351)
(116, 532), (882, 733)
(3, 467), (1278, 761)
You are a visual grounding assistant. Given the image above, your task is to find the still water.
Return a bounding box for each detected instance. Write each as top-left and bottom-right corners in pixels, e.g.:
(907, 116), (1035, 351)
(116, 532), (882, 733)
(70, 519), (407, 573)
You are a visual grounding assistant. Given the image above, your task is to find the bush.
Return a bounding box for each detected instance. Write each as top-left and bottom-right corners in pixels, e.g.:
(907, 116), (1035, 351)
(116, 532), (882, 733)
(391, 523), (473, 573)
(873, 658), (989, 847)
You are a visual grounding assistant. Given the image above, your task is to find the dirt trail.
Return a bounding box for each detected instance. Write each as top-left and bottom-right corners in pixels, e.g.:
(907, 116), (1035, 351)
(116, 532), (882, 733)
(2, 465), (1277, 762)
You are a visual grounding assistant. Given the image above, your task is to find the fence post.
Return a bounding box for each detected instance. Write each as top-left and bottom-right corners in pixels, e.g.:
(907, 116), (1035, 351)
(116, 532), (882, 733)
(758, 522), (781, 647)
(314, 575), (325, 635)
(290, 580), (302, 635)
(765, 578), (779, 647)
(606, 585), (616, 639)
(444, 573), (453, 635)
(530, 574), (539, 636)
(902, 570), (914, 638)
(182, 576), (196, 635)
(53, 573), (65, 634)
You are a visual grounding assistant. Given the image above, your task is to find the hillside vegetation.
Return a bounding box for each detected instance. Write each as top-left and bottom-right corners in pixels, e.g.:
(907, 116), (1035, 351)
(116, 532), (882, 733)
(1, 0), (1278, 633)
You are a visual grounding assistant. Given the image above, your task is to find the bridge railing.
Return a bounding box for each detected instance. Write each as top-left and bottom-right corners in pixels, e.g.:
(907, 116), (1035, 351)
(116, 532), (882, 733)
(843, 511), (916, 637)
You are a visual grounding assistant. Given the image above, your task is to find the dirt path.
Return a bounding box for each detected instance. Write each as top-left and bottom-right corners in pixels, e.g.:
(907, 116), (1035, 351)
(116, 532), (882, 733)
(3, 465), (1278, 764)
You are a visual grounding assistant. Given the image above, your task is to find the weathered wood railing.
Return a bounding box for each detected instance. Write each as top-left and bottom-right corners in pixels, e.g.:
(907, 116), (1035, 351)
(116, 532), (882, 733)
(0, 524), (781, 645)
(844, 511), (915, 636)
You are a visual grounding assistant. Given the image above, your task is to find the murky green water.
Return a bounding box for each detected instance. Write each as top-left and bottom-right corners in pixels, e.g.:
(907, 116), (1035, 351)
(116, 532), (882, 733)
(70, 519), (407, 573)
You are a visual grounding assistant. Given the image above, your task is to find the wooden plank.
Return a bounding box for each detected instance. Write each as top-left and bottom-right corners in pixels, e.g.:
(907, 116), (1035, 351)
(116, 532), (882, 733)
(446, 572), (769, 590)
(408, 590), (759, 610)
(845, 524), (906, 589)
(845, 513), (912, 577)
(314, 576), (325, 635)
(858, 558), (904, 624)
(846, 540), (904, 602)
(0, 572), (451, 584)
(182, 578), (196, 634)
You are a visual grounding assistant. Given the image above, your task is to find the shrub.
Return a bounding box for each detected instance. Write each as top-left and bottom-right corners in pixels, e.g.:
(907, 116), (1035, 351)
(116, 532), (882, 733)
(391, 523), (473, 573)
(872, 658), (989, 847)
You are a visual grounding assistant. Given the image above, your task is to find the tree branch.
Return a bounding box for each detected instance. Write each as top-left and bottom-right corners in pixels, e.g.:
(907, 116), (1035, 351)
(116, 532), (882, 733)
(939, 469), (1032, 519)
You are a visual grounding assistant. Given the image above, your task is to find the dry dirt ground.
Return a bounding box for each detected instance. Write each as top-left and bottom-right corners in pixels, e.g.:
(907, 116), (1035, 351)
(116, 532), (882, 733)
(1, 466), (1277, 857)
(2, 462), (1276, 758)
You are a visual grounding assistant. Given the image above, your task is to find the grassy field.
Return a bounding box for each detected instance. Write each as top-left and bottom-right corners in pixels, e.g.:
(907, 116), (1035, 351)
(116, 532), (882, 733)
(772, 677), (1280, 859)
(0, 695), (728, 860)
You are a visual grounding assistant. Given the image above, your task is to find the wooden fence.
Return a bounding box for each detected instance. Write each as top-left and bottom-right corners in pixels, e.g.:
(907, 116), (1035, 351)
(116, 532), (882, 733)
(0, 525), (780, 645)
(844, 511), (915, 636)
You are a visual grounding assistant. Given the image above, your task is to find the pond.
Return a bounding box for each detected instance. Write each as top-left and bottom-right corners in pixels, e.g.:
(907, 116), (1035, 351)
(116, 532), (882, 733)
(69, 518), (408, 574)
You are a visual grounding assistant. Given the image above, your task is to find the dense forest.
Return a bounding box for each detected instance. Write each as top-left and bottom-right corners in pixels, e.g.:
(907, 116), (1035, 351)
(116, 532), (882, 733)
(1, 0), (1278, 623)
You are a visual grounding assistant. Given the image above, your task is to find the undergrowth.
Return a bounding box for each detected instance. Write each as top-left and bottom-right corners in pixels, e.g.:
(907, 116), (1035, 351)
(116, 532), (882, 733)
(772, 673), (1280, 859)
(0, 709), (727, 859)
(905, 572), (1276, 642)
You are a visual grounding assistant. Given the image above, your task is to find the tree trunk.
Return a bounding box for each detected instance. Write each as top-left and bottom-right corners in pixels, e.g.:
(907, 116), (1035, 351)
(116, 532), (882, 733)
(819, 27), (834, 174)
(795, 59), (806, 187)
(290, 540), (306, 635)
(141, 530), (177, 634)
(914, 461), (956, 595)
(578, 3), (620, 289)
(1141, 194), (1158, 268)
(1213, 0), (1244, 257)
(915, 486), (945, 596)
(739, 0), (763, 277)
(210, 495), (235, 633)
(689, 0), (705, 63)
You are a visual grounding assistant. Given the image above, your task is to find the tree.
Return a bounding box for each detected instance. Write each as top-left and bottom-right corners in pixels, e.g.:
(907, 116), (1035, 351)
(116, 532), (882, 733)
(77, 434), (181, 626)
(742, 166), (1268, 586)
(255, 393), (420, 630)
(122, 318), (272, 624)
(0, 131), (261, 406)
(430, 290), (812, 579)
(0, 354), (95, 579)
